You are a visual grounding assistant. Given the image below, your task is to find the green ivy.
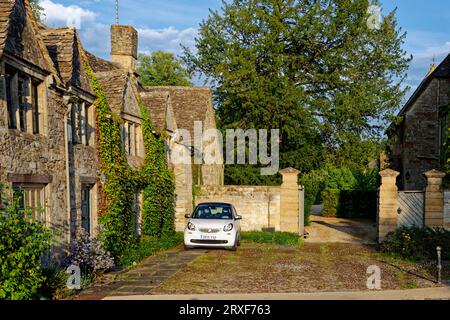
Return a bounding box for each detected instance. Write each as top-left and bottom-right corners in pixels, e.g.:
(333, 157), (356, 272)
(83, 62), (136, 259)
(137, 103), (176, 238)
(83, 56), (176, 258)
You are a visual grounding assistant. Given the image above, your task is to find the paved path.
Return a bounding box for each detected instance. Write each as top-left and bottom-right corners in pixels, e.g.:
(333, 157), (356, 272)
(104, 287), (450, 300)
(305, 215), (377, 244)
(75, 248), (205, 300)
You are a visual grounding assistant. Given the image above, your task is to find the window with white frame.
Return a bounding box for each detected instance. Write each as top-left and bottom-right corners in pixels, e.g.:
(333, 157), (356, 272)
(5, 65), (43, 134)
(13, 183), (47, 222)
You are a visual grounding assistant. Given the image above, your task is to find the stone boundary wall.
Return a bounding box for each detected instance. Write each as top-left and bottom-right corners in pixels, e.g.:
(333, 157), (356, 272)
(195, 185), (282, 232)
(378, 169), (449, 243)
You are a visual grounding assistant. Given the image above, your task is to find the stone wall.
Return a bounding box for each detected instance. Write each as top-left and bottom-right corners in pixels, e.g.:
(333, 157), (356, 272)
(195, 185), (281, 231)
(378, 168), (449, 242)
(389, 76), (450, 191)
(0, 76), (70, 254)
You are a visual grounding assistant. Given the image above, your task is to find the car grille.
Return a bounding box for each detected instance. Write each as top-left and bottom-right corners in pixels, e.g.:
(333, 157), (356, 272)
(191, 240), (228, 244)
(199, 228), (221, 233)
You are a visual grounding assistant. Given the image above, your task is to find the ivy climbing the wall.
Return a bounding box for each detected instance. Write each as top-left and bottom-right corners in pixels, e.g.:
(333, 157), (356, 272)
(137, 103), (176, 238)
(83, 61), (136, 259)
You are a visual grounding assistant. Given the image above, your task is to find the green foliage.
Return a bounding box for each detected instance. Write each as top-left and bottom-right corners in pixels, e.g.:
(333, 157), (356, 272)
(39, 265), (74, 300)
(30, 0), (44, 21)
(119, 233), (183, 268)
(138, 51), (192, 87)
(138, 103), (176, 238)
(0, 184), (53, 300)
(241, 231), (302, 245)
(301, 164), (378, 219)
(321, 189), (340, 217)
(225, 165), (281, 186)
(184, 0), (410, 175)
(84, 62), (136, 259)
(381, 227), (450, 261)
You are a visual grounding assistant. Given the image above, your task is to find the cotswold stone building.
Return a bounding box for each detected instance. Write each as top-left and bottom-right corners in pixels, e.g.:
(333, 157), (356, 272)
(387, 55), (450, 190)
(0, 0), (223, 254)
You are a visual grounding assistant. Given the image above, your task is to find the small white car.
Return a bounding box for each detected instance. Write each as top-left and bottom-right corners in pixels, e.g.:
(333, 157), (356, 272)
(184, 202), (242, 251)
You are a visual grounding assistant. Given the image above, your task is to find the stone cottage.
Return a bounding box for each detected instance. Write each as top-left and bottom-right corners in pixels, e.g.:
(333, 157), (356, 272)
(386, 54), (450, 190)
(0, 0), (223, 256)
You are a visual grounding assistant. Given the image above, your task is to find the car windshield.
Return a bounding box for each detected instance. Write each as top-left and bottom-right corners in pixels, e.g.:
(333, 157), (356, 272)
(191, 204), (233, 220)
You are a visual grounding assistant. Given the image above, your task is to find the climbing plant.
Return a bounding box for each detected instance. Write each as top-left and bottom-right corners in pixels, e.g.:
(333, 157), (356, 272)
(137, 103), (176, 238)
(83, 61), (136, 259)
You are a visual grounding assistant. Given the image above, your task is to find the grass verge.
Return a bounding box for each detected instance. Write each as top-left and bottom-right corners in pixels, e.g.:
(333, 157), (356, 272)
(241, 231), (303, 245)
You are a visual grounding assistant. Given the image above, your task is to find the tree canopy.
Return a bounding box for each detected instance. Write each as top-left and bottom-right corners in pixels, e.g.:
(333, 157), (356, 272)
(138, 51), (192, 87)
(184, 0), (411, 179)
(30, 0), (44, 21)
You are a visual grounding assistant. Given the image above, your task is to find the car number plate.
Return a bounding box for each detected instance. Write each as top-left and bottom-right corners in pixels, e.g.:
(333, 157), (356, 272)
(200, 235), (217, 240)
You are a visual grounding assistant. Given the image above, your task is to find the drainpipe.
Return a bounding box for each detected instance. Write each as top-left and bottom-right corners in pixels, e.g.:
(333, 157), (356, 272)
(63, 98), (72, 244)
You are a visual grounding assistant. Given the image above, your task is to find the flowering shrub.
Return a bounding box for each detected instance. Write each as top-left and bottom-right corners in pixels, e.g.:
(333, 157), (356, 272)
(381, 227), (450, 261)
(0, 183), (53, 300)
(63, 230), (114, 276)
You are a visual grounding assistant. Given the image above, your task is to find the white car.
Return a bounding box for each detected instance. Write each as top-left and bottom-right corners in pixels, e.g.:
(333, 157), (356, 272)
(184, 202), (242, 251)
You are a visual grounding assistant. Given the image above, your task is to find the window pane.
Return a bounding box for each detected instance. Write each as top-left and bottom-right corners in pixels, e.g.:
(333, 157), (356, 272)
(32, 82), (39, 134)
(18, 77), (27, 132)
(5, 72), (16, 129)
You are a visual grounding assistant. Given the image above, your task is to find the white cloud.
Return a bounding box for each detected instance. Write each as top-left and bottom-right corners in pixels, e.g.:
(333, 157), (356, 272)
(41, 0), (97, 30)
(138, 26), (198, 56)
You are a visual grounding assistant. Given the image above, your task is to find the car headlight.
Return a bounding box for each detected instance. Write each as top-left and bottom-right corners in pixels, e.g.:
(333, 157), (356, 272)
(223, 223), (233, 232)
(187, 222), (196, 231)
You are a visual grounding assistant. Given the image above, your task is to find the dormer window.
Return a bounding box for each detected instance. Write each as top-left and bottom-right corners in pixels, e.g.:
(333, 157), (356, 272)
(5, 65), (44, 134)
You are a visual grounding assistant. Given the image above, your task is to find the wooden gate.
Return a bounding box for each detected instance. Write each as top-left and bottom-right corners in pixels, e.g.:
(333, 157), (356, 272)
(398, 191), (424, 228)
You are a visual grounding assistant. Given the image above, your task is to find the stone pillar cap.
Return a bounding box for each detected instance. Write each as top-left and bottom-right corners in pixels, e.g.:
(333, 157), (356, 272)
(379, 168), (400, 178)
(279, 167), (300, 175)
(424, 169), (446, 179)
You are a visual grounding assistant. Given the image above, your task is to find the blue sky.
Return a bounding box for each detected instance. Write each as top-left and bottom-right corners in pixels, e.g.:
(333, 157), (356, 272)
(40, 0), (450, 94)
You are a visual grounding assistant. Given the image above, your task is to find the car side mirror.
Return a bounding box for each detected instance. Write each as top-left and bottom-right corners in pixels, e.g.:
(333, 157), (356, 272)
(185, 214), (191, 219)
(235, 215), (242, 220)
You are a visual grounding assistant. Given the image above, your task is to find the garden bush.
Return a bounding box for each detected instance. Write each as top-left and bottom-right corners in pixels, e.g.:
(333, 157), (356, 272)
(321, 189), (340, 217)
(63, 230), (114, 277)
(241, 232), (302, 245)
(0, 184), (53, 300)
(381, 227), (450, 261)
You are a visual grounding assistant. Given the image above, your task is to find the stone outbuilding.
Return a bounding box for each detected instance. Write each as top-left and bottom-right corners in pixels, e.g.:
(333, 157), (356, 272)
(386, 55), (450, 190)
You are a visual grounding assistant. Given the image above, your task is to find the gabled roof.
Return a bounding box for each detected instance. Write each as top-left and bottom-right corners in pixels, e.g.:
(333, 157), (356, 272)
(85, 51), (120, 73)
(0, 0), (53, 72)
(398, 53), (450, 116)
(140, 86), (215, 137)
(40, 27), (93, 95)
(95, 69), (128, 114)
(139, 89), (170, 132)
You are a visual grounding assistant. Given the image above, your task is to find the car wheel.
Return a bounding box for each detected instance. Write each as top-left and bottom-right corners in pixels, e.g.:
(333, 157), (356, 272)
(237, 235), (241, 246)
(184, 244), (192, 250)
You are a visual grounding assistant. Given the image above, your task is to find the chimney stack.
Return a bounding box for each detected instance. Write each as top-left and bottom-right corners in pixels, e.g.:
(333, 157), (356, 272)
(110, 25), (138, 73)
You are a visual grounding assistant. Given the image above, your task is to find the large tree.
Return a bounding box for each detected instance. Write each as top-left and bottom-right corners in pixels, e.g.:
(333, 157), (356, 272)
(184, 0), (410, 176)
(30, 0), (44, 21)
(138, 51), (192, 87)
